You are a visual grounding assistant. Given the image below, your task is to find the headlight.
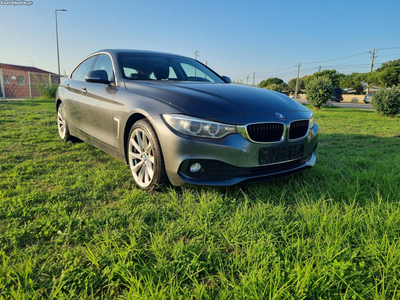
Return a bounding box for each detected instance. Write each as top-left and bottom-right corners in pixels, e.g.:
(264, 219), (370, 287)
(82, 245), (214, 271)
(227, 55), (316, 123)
(162, 114), (237, 138)
(309, 113), (315, 129)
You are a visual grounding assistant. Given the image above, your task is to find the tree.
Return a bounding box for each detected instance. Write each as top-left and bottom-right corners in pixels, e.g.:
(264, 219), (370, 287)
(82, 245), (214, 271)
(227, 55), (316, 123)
(331, 58), (400, 92)
(305, 70), (345, 88)
(340, 73), (364, 94)
(265, 82), (289, 92)
(260, 77), (284, 88)
(362, 59), (400, 88)
(356, 72), (377, 88)
(288, 78), (305, 93)
(375, 59), (400, 72)
(375, 67), (400, 87)
(305, 76), (333, 109)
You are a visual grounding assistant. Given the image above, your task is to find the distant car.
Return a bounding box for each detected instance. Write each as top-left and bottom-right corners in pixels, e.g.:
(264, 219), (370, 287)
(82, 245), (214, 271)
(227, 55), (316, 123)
(363, 92), (373, 103)
(330, 88), (343, 102)
(56, 49), (319, 190)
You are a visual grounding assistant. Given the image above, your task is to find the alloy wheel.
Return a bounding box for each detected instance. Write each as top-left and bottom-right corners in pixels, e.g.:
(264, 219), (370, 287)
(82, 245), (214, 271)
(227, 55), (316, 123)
(57, 104), (66, 140)
(128, 128), (155, 188)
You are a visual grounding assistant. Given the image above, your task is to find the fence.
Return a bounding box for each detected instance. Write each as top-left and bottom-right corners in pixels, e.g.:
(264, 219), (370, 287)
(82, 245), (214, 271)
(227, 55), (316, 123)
(0, 68), (60, 99)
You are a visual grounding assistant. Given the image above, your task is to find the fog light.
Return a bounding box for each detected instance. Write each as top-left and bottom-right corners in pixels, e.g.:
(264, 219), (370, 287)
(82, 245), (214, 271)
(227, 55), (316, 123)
(190, 163), (202, 173)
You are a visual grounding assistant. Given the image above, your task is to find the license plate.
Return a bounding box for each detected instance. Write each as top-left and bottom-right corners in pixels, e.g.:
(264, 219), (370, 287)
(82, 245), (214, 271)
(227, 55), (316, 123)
(259, 144), (304, 165)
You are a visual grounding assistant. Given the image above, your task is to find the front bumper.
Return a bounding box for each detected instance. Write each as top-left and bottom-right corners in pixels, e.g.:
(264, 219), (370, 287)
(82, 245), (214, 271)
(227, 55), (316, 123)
(151, 115), (319, 186)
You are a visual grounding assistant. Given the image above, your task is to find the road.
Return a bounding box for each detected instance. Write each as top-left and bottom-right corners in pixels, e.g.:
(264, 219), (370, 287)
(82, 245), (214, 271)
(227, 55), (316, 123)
(295, 99), (372, 110)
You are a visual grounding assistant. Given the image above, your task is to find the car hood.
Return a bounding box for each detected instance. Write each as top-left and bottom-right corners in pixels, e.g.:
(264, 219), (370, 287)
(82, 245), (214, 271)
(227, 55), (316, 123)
(124, 81), (310, 123)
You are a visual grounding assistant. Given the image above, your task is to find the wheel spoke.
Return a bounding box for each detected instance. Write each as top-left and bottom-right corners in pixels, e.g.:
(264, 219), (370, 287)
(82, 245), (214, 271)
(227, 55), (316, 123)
(137, 164), (145, 183)
(146, 161), (154, 179)
(129, 151), (141, 160)
(131, 160), (144, 173)
(145, 141), (152, 153)
(136, 130), (144, 151)
(148, 154), (154, 164)
(144, 167), (150, 185)
(142, 134), (148, 152)
(130, 137), (142, 154)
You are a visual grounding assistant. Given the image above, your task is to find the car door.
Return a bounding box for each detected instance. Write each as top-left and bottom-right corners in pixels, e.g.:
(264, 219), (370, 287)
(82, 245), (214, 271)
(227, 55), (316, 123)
(78, 54), (117, 147)
(64, 56), (97, 132)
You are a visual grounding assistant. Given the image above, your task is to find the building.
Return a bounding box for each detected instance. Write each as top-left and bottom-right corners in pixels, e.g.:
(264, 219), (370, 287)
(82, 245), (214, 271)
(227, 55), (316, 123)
(0, 63), (61, 99)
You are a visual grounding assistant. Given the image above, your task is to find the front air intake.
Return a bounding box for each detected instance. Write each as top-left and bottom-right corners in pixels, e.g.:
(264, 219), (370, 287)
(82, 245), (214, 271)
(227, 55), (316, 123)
(289, 120), (309, 140)
(246, 123), (284, 143)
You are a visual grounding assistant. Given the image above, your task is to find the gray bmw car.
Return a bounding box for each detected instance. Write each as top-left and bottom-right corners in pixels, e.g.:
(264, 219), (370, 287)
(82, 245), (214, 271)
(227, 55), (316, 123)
(56, 49), (319, 190)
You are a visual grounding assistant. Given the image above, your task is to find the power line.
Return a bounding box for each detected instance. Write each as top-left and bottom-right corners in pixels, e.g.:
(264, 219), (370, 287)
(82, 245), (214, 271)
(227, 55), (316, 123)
(232, 65), (296, 79)
(377, 46), (400, 51)
(233, 47), (400, 84)
(301, 51), (368, 65)
(255, 65), (297, 75)
(236, 52), (392, 79)
(319, 64), (371, 69)
(300, 66), (320, 72)
(375, 53), (400, 58)
(335, 57), (372, 64)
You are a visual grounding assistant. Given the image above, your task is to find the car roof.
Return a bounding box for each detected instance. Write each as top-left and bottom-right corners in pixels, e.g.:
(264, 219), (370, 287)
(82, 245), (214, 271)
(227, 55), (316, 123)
(90, 49), (191, 60)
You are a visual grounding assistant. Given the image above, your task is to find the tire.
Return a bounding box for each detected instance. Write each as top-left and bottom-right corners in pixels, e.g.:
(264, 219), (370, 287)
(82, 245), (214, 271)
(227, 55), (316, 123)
(127, 119), (168, 191)
(57, 102), (75, 142)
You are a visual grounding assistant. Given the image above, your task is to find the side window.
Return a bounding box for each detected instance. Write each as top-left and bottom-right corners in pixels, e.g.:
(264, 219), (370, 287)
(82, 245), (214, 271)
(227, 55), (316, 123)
(71, 56), (96, 81)
(124, 67), (138, 77)
(169, 67), (177, 79)
(92, 54), (114, 82)
(181, 63), (212, 82)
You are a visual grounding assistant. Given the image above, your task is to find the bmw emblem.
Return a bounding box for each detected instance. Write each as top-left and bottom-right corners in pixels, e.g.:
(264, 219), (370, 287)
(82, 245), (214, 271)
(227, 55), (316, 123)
(275, 112), (286, 120)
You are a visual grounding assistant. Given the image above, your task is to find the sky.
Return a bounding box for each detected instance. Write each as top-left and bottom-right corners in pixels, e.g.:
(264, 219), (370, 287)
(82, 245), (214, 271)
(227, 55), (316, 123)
(1, 0), (399, 84)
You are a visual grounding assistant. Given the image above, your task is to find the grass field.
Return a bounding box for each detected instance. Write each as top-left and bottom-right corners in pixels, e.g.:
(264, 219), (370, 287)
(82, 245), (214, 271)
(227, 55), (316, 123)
(0, 99), (399, 299)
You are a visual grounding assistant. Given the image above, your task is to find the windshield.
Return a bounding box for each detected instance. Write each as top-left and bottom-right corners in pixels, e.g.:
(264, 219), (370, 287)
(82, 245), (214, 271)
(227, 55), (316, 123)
(118, 52), (225, 83)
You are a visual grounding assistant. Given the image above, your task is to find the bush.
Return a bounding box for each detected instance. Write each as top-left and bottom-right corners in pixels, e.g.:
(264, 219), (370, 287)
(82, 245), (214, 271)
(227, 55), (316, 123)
(265, 83), (289, 93)
(371, 88), (400, 117)
(36, 83), (58, 99)
(305, 76), (333, 109)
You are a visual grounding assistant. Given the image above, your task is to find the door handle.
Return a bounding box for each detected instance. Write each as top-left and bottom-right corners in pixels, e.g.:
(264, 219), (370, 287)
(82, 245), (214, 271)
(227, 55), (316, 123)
(81, 88), (87, 94)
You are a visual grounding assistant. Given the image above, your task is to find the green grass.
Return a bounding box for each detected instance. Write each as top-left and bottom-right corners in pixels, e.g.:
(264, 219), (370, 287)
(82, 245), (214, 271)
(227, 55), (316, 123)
(0, 99), (400, 299)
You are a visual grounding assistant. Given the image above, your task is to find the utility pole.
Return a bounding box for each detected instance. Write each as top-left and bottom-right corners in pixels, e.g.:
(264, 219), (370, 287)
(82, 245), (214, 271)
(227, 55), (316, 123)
(294, 63), (301, 99)
(369, 48), (376, 72)
(318, 65), (321, 72)
(367, 48), (376, 94)
(247, 75), (249, 85)
(55, 9), (67, 76)
(193, 50), (200, 77)
(252, 72), (255, 86)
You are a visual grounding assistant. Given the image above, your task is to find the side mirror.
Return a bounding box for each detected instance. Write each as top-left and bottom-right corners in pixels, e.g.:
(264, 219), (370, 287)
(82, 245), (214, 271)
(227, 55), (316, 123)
(221, 76), (232, 83)
(85, 70), (110, 84)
